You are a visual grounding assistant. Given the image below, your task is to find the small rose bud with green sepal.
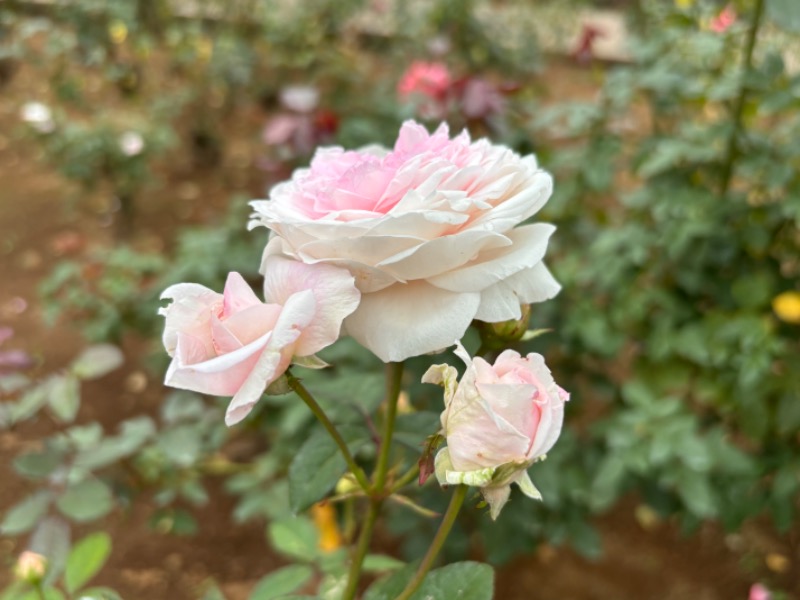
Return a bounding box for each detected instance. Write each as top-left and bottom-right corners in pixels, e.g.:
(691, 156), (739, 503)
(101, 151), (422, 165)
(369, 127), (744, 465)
(424, 342), (568, 519)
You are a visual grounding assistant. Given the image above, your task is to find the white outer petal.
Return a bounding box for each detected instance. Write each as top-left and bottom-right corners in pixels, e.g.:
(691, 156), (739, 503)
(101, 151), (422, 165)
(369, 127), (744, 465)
(343, 281), (480, 362)
(426, 223), (556, 293)
(473, 262), (561, 322)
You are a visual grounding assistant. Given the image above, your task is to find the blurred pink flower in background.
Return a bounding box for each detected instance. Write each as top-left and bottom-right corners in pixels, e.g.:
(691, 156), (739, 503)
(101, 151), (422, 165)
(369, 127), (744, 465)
(397, 61), (452, 100)
(749, 584), (771, 600)
(397, 61), (452, 119)
(261, 85), (339, 166)
(572, 23), (605, 65)
(0, 327), (34, 372)
(458, 77), (505, 120)
(710, 4), (737, 33)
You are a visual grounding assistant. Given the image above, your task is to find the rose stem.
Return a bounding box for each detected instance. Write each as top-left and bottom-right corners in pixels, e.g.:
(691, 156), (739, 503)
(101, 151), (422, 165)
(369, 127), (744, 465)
(342, 361), (405, 600)
(373, 361), (404, 491)
(287, 372), (371, 492)
(342, 497), (380, 600)
(394, 484), (468, 600)
(390, 462), (420, 493)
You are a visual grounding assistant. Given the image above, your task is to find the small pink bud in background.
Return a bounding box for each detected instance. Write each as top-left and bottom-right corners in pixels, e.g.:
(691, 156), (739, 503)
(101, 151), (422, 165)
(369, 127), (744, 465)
(749, 584), (771, 600)
(14, 551), (47, 584)
(119, 131), (145, 156)
(20, 102), (54, 133)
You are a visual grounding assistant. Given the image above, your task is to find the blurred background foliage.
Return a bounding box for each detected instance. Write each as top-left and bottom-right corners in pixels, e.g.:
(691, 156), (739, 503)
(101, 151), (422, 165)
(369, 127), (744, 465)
(1, 0), (799, 598)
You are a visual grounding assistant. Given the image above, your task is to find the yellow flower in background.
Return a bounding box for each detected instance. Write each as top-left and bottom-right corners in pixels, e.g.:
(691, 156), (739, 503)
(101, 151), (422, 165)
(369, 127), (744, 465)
(675, 0), (694, 8)
(196, 37), (214, 63)
(109, 20), (128, 45)
(773, 291), (800, 324)
(311, 503), (342, 552)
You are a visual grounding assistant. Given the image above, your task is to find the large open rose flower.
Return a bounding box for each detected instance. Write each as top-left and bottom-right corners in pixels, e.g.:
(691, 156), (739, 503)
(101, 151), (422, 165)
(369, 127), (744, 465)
(424, 343), (568, 519)
(250, 120), (560, 362)
(160, 257), (360, 425)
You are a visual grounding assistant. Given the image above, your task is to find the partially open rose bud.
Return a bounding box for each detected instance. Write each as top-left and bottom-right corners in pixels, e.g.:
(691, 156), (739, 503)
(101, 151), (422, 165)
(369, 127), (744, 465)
(424, 342), (568, 519)
(14, 551), (47, 584)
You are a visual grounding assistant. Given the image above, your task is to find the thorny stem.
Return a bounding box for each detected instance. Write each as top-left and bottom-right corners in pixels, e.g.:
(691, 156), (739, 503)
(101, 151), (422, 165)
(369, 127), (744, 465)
(719, 0), (765, 196)
(394, 485), (469, 600)
(287, 372), (371, 492)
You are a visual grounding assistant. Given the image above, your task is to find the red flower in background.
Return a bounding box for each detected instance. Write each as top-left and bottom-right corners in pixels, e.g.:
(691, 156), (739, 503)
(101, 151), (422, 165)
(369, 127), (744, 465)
(397, 61), (452, 101)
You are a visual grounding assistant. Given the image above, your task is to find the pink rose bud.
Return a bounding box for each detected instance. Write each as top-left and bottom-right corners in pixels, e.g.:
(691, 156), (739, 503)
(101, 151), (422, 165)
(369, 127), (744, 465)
(160, 257), (360, 425)
(424, 342), (568, 519)
(14, 551), (47, 584)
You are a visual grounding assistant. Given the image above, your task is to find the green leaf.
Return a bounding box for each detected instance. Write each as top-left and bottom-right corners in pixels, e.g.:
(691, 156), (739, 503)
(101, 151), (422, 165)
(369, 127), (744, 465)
(19, 587), (65, 600)
(267, 517), (319, 562)
(365, 562), (493, 600)
(161, 392), (205, 424)
(149, 508), (198, 536)
(392, 412), (440, 449)
(64, 532), (112, 594)
(288, 425), (369, 513)
(0, 491), (51, 535)
(47, 374), (81, 424)
(766, 0), (800, 32)
(305, 373), (385, 422)
(30, 517), (71, 584)
(589, 456), (626, 512)
(249, 565), (314, 600)
(10, 383), (49, 423)
(56, 479), (113, 522)
(75, 588), (122, 600)
(157, 424), (203, 467)
(410, 562), (494, 600)
(13, 447), (63, 479)
(362, 555), (405, 573)
(363, 563), (416, 600)
(70, 345), (124, 380)
(199, 582), (227, 600)
(676, 470), (717, 518)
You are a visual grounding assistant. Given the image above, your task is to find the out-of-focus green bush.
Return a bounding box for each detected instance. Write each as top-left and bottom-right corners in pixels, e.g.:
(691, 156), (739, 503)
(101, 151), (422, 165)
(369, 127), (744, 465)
(533, 0), (800, 535)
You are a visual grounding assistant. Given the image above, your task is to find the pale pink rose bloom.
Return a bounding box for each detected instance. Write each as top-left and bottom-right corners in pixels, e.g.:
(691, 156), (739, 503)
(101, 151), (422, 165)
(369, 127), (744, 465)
(160, 257), (360, 425)
(250, 120), (559, 362)
(424, 342), (568, 519)
(710, 5), (736, 33)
